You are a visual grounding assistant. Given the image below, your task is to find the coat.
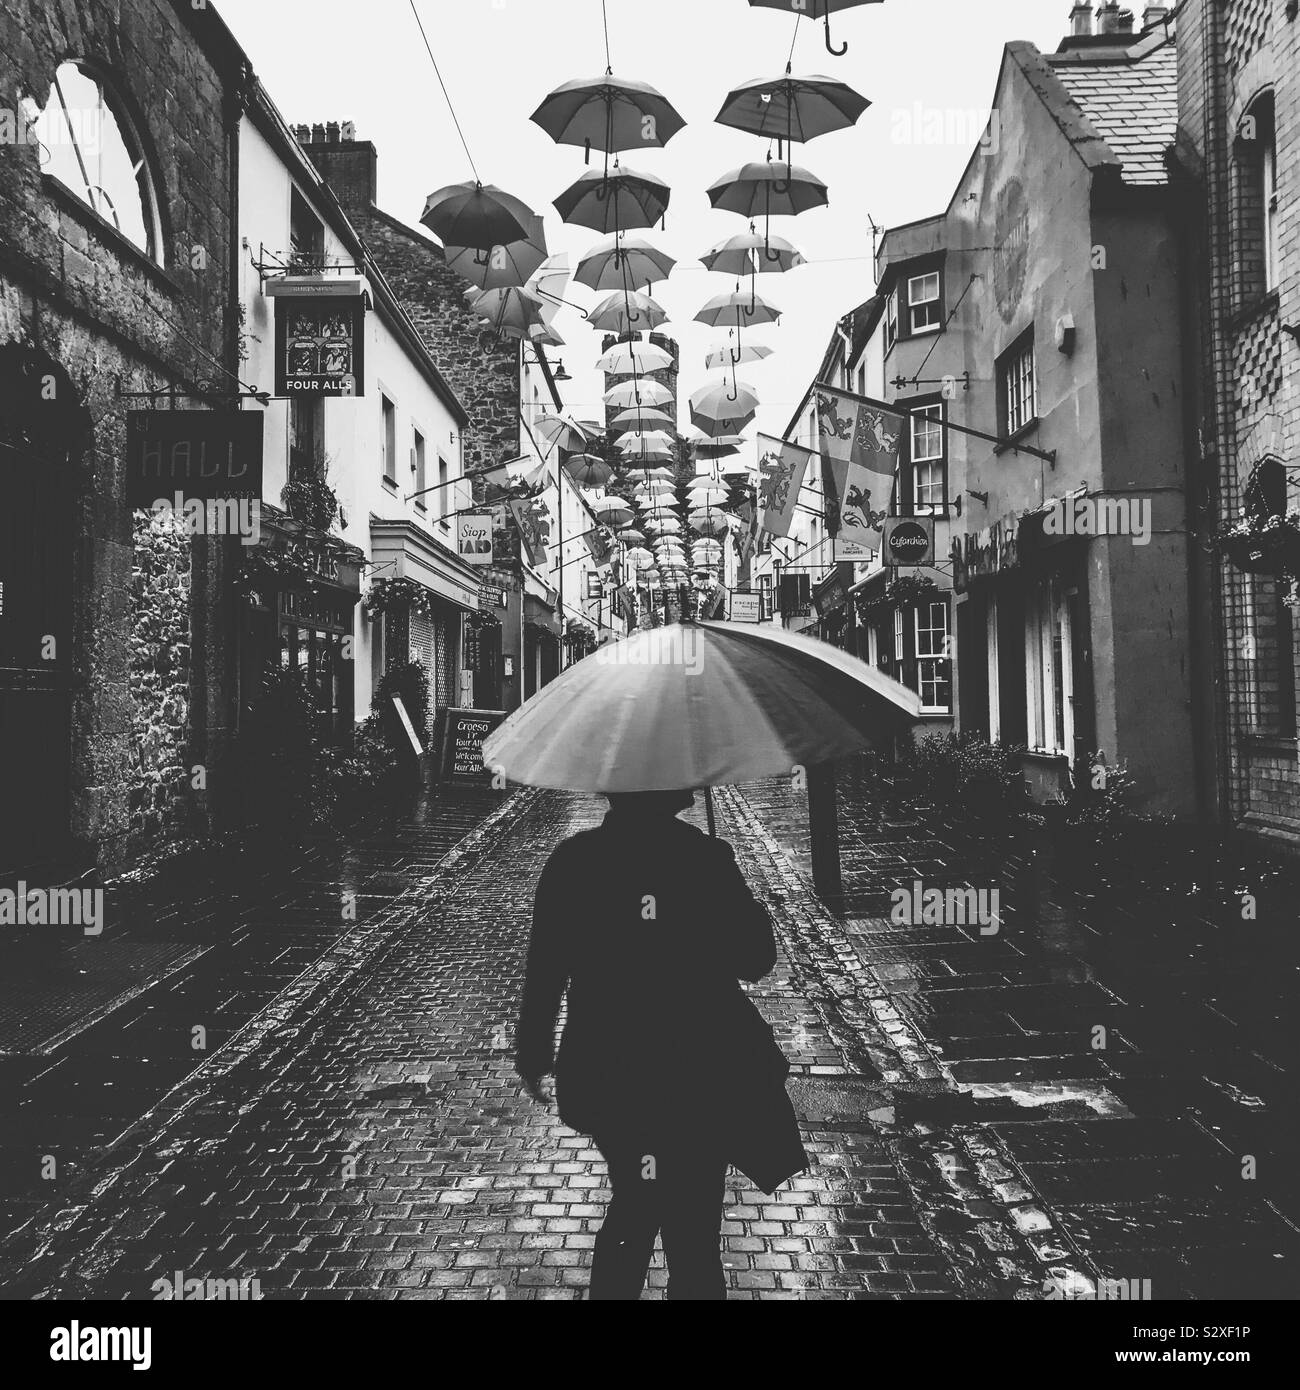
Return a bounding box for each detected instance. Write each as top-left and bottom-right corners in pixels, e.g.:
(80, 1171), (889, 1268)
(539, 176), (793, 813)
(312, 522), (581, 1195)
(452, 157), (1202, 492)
(516, 808), (808, 1194)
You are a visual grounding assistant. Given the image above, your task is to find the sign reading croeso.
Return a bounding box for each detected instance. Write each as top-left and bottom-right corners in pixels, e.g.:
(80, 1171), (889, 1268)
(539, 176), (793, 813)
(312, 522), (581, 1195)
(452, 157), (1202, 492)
(441, 708), (507, 781)
(881, 516), (933, 567)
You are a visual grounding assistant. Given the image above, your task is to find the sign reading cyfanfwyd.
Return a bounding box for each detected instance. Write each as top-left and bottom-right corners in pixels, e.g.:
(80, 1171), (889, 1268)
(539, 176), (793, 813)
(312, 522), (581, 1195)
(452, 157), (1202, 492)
(441, 708), (507, 780)
(125, 411), (264, 508)
(270, 278), (367, 397)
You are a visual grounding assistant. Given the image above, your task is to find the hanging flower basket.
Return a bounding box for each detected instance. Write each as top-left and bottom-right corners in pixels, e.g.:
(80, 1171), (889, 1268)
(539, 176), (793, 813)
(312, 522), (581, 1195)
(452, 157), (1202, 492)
(281, 475), (340, 533)
(1213, 511), (1300, 577)
(362, 576), (436, 622)
(856, 574), (939, 621)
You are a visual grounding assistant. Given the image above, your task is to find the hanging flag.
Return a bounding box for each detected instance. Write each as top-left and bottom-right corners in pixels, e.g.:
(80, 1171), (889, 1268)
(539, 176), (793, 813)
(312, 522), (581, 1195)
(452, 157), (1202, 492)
(509, 496), (551, 568)
(482, 454), (549, 496)
(756, 434), (816, 539)
(814, 385), (903, 546)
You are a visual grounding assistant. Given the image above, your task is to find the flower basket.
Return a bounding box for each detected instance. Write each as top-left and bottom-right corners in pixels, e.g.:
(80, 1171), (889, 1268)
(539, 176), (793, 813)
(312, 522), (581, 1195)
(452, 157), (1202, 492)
(856, 574), (939, 621)
(1214, 512), (1300, 577)
(362, 576), (436, 622)
(281, 475), (339, 533)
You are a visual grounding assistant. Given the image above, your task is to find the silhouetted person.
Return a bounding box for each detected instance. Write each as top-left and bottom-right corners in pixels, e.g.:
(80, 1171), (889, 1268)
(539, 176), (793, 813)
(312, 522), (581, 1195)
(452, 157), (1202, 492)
(517, 790), (807, 1301)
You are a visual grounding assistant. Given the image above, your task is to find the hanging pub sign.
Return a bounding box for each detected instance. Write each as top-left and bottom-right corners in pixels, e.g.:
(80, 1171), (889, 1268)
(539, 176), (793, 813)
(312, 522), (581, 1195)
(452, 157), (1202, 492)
(269, 277), (368, 397)
(882, 516), (934, 567)
(126, 411), (263, 508)
(586, 572), (604, 601)
(456, 513), (494, 564)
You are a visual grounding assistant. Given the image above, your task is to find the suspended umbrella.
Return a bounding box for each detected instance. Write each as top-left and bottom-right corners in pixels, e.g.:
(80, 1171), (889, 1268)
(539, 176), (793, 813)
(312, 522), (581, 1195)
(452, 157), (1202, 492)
(690, 508), (732, 537)
(466, 285), (548, 340)
(528, 320), (566, 348)
(689, 485), (730, 508)
(530, 75), (687, 180)
(555, 164), (672, 233)
(745, 0), (884, 59)
(577, 232), (677, 291)
(716, 73), (870, 148)
(623, 547), (655, 570)
(618, 429), (676, 453)
(702, 227), (806, 276)
(695, 286), (782, 333)
(421, 181), (534, 254)
(604, 378), (673, 410)
(706, 160), (828, 260)
(444, 213), (548, 290)
(705, 340), (774, 371)
(690, 379), (760, 436)
(633, 465), (677, 480)
(610, 404), (675, 431)
(591, 494), (635, 527)
(623, 449), (676, 469)
(646, 517), (683, 535)
(617, 528), (647, 545)
(533, 413), (588, 454)
(596, 341), (675, 375)
(565, 453), (614, 487)
(588, 290), (668, 333)
(697, 441), (746, 462)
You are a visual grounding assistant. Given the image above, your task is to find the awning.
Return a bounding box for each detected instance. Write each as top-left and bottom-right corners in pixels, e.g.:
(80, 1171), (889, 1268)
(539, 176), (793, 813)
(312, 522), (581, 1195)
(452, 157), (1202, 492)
(370, 519), (482, 613)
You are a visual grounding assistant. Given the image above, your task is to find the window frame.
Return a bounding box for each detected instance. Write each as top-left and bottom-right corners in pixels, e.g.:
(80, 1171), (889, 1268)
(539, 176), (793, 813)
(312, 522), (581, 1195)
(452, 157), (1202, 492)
(915, 599), (952, 715)
(998, 330), (1037, 438)
(907, 270), (942, 335)
(412, 426), (427, 512)
(380, 394), (398, 487)
(907, 399), (948, 516)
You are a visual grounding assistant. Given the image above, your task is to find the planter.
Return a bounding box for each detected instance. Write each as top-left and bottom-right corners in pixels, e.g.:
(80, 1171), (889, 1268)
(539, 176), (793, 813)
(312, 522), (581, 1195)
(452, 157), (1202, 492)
(1216, 515), (1300, 577)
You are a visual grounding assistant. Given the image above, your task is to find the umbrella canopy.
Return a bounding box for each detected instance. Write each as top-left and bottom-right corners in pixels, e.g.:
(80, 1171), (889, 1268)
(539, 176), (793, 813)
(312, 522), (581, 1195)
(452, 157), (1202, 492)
(604, 378), (673, 410)
(705, 341), (774, 371)
(702, 228), (805, 277)
(596, 342), (676, 375)
(707, 160), (829, 219)
(577, 233), (677, 291)
(555, 165), (671, 234)
(609, 404), (675, 431)
(565, 453), (614, 488)
(618, 428), (676, 452)
(481, 620), (921, 792)
(591, 494), (635, 526)
(444, 213), (548, 290)
(623, 546), (655, 569)
(689, 507), (732, 536)
(689, 379), (760, 436)
(528, 320), (565, 347)
(689, 485), (729, 508)
(746, 0), (881, 59)
(421, 181), (533, 251)
(645, 516), (682, 534)
(532, 413), (588, 454)
(587, 290), (668, 333)
(715, 73), (870, 143)
(530, 75), (686, 155)
(617, 527), (647, 545)
(695, 287), (782, 330)
(466, 285), (547, 339)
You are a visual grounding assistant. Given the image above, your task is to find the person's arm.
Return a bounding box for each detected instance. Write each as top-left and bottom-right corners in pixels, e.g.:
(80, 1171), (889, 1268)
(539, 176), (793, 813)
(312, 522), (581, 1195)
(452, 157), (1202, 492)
(707, 839), (778, 982)
(515, 848), (569, 1089)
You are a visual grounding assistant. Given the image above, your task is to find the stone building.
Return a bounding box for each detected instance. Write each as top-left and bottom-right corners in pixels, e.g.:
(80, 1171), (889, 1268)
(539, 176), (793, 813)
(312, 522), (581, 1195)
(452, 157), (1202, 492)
(0, 0), (245, 876)
(1174, 0), (1300, 843)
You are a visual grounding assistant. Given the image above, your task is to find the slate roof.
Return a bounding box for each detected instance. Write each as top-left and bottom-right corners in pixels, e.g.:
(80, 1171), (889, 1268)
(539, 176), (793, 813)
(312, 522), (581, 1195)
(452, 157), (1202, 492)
(1045, 36), (1178, 186)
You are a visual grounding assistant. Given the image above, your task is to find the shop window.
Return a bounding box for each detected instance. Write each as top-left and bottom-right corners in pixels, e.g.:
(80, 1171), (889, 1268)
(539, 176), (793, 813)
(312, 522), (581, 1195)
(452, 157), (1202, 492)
(1235, 91), (1277, 304)
(27, 61), (161, 261)
(1026, 578), (1076, 756)
(907, 271), (942, 334)
(998, 330), (1037, 437)
(910, 403), (946, 514)
(915, 601), (951, 714)
(381, 395), (397, 485)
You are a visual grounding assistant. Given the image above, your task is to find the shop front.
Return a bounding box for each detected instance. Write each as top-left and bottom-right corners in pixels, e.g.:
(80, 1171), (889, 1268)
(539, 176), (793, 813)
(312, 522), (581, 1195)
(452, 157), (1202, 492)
(523, 592), (561, 698)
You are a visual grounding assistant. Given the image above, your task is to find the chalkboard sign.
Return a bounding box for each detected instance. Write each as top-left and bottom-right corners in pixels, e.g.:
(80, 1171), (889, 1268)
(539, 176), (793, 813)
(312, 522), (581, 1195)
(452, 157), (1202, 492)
(441, 708), (507, 780)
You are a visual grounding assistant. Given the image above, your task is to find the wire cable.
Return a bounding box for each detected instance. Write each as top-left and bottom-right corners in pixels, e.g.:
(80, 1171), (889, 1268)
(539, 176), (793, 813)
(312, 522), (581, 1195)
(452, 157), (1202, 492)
(408, 0), (480, 184)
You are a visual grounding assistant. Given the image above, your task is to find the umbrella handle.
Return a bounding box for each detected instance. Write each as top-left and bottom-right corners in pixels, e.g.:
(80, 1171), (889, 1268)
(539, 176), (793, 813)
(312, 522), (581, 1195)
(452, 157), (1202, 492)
(825, 11), (848, 56)
(771, 137), (791, 197)
(474, 247), (490, 266)
(584, 137), (592, 167)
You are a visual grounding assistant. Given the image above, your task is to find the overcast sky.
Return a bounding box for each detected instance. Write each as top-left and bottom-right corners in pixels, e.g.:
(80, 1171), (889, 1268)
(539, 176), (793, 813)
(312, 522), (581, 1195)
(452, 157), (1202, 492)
(217, 0), (1066, 442)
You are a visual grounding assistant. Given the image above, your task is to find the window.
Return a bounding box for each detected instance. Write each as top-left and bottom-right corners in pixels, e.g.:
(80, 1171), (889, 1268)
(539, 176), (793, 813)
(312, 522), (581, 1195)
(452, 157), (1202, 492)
(381, 396), (397, 485)
(910, 403), (946, 513)
(289, 188), (325, 272)
(412, 428), (427, 511)
(437, 457), (450, 523)
(289, 399), (323, 482)
(884, 291), (898, 352)
(893, 606), (904, 674)
(857, 363), (867, 396)
(999, 331), (1036, 436)
(1026, 578), (1075, 755)
(916, 601), (951, 714)
(1236, 92), (1277, 302)
(26, 62), (161, 261)
(908, 271), (941, 333)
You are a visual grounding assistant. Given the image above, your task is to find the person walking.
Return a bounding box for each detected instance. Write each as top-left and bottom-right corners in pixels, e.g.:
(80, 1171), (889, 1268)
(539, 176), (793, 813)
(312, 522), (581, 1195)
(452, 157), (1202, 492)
(516, 789), (807, 1301)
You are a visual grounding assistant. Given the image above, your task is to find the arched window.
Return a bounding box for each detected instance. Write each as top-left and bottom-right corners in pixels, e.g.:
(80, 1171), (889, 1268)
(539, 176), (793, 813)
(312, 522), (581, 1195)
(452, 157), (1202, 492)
(1234, 91), (1277, 306)
(24, 61), (162, 263)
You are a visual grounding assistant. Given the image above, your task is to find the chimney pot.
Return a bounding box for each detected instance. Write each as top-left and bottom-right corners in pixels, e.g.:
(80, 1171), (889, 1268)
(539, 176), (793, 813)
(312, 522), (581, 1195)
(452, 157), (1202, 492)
(1070, 2), (1093, 36)
(1142, 3), (1167, 28)
(310, 122), (326, 144)
(325, 121), (340, 143)
(1117, 6), (1135, 31)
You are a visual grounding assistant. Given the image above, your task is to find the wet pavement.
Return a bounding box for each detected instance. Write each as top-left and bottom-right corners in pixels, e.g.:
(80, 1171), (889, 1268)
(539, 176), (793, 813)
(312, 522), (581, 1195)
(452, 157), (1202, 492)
(0, 769), (1295, 1300)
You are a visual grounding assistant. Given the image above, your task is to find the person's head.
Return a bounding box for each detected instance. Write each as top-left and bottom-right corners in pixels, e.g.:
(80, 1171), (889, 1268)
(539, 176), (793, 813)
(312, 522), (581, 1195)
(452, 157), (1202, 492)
(605, 789), (696, 819)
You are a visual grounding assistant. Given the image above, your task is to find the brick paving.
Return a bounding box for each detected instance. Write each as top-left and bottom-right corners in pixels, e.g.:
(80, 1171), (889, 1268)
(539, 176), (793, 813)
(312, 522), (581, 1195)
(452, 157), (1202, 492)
(0, 786), (967, 1301)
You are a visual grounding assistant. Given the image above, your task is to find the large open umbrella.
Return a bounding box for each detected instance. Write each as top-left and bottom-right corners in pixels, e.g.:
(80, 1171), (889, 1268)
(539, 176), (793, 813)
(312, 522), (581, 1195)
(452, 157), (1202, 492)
(706, 161), (828, 259)
(618, 428), (676, 453)
(597, 341), (675, 375)
(421, 181), (533, 253)
(746, 0), (884, 59)
(702, 227), (806, 276)
(565, 453), (614, 488)
(531, 74), (686, 168)
(604, 378), (673, 410)
(690, 379), (760, 436)
(588, 290), (668, 333)
(591, 494), (634, 526)
(466, 285), (547, 339)
(481, 619), (921, 792)
(695, 287), (782, 333)
(716, 73), (870, 146)
(706, 341), (773, 372)
(577, 233), (677, 291)
(555, 164), (672, 233)
(532, 413), (588, 457)
(609, 404), (675, 432)
(444, 213), (548, 290)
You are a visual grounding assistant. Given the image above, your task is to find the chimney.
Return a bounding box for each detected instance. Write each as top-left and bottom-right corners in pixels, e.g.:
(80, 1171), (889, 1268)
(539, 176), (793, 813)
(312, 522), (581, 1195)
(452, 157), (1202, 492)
(298, 121), (377, 212)
(1117, 7), (1136, 32)
(1070, 2), (1093, 36)
(1142, 4), (1167, 29)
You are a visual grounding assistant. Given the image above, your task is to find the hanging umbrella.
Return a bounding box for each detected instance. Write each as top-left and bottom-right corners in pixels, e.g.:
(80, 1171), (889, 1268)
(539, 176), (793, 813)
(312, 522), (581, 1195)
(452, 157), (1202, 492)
(690, 379), (760, 435)
(745, 0), (883, 59)
(716, 73), (870, 145)
(577, 233), (677, 291)
(604, 378), (673, 410)
(618, 429), (676, 453)
(531, 413), (588, 455)
(444, 213), (548, 290)
(591, 494), (635, 526)
(597, 342), (675, 375)
(555, 165), (672, 233)
(695, 287), (782, 331)
(705, 341), (774, 371)
(623, 546), (655, 570)
(617, 527), (647, 545)
(609, 404), (675, 431)
(528, 321), (566, 347)
(690, 508), (732, 536)
(719, 454), (755, 476)
(421, 181), (533, 253)
(702, 228), (806, 277)
(530, 75), (686, 167)
(689, 485), (730, 508)
(645, 517), (683, 535)
(588, 290), (668, 333)
(707, 160), (828, 261)
(483, 618), (920, 792)
(466, 285), (548, 339)
(565, 453), (614, 487)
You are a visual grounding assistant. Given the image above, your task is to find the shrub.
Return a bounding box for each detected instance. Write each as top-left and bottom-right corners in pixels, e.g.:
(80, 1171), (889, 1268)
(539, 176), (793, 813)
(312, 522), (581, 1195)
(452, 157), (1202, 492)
(888, 732), (1029, 832)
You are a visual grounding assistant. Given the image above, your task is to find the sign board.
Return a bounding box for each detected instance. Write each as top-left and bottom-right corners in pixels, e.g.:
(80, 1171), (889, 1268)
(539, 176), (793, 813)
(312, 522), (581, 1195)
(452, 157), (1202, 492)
(456, 513), (494, 564)
(950, 511), (1022, 593)
(440, 707), (507, 781)
(882, 516), (934, 567)
(812, 561), (855, 618)
(478, 583), (507, 611)
(586, 572), (604, 601)
(391, 695), (424, 758)
(126, 411), (264, 507)
(274, 296), (366, 397)
(731, 592), (762, 623)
